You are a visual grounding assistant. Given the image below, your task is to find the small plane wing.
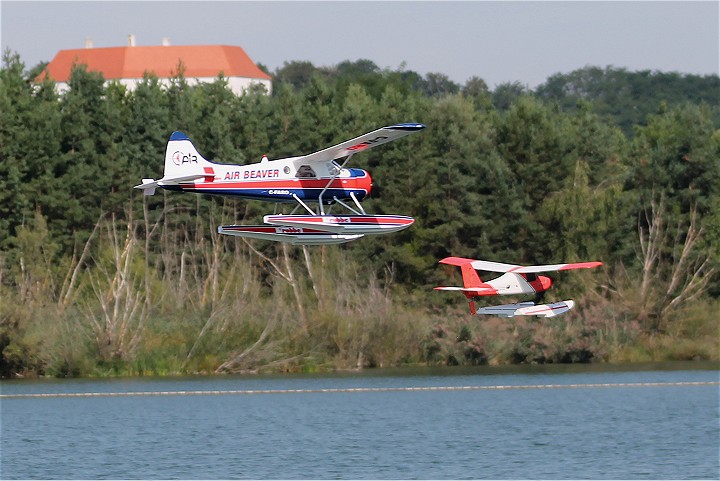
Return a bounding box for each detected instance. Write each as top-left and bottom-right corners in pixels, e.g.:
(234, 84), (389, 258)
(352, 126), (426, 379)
(439, 257), (602, 274)
(476, 300), (575, 318)
(298, 123), (426, 164)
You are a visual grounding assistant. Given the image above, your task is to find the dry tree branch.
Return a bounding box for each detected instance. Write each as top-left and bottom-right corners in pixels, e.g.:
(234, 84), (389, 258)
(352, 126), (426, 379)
(241, 237), (291, 283)
(59, 211), (104, 309)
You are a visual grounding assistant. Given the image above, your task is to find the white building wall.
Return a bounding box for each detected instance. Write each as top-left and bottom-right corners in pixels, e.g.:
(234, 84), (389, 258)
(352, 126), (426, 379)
(54, 76), (272, 96)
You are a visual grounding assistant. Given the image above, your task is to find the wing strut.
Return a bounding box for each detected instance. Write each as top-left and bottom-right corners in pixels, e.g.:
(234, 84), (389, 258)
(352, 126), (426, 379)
(349, 192), (367, 215)
(317, 153), (354, 214)
(292, 194), (316, 215)
(332, 194), (365, 215)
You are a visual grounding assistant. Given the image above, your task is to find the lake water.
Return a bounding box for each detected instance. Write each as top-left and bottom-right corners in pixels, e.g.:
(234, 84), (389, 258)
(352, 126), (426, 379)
(1, 363), (718, 479)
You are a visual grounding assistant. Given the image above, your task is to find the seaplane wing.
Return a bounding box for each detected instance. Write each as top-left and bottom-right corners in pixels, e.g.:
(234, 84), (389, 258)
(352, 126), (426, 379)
(298, 123), (426, 164)
(439, 257), (602, 273)
(476, 300), (575, 318)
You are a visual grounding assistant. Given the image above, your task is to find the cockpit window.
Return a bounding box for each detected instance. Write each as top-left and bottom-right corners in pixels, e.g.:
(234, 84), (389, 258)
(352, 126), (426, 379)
(296, 165), (316, 178)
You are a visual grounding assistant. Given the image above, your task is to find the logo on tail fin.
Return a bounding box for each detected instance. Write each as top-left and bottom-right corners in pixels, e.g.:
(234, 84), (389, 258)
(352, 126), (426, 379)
(172, 151), (198, 166)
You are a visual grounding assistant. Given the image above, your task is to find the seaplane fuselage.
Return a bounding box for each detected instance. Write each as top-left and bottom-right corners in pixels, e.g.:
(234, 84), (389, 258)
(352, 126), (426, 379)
(161, 155), (372, 204)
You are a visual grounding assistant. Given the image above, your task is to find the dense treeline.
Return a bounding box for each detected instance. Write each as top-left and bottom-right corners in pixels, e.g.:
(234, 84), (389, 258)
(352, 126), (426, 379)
(1, 51), (718, 377)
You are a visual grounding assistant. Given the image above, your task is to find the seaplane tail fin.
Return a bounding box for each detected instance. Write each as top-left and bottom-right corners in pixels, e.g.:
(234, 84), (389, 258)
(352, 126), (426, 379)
(459, 262), (483, 288)
(438, 257), (484, 288)
(135, 132), (216, 194)
(438, 257), (485, 314)
(163, 131), (214, 179)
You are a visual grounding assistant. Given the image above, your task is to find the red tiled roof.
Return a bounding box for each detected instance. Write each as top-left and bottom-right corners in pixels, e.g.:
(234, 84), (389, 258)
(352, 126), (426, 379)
(37, 45), (271, 82)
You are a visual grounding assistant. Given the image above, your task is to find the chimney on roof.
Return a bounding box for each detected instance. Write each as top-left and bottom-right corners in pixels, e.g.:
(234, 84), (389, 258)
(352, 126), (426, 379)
(128, 34), (136, 47)
(162, 37), (171, 46)
(85, 37), (93, 49)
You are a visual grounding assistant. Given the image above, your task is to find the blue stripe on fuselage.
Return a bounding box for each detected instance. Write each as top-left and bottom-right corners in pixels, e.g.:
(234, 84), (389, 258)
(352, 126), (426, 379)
(161, 186), (368, 204)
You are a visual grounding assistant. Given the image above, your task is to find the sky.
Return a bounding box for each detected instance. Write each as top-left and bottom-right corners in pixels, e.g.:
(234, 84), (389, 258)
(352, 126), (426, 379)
(1, 1), (718, 89)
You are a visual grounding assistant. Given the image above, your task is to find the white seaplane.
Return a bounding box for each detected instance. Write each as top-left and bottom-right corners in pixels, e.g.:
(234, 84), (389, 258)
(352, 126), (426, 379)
(135, 124), (425, 244)
(434, 257), (602, 317)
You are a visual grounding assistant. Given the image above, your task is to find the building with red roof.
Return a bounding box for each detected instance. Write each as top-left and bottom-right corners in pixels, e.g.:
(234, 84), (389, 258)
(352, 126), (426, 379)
(36, 38), (272, 95)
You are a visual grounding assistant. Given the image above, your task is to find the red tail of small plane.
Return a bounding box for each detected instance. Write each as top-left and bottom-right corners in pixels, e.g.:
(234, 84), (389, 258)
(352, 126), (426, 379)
(439, 257), (485, 314)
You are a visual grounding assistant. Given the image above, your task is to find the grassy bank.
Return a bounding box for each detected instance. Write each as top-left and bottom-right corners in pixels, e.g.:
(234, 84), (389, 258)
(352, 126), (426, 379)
(1, 211), (717, 378)
(3, 293), (717, 378)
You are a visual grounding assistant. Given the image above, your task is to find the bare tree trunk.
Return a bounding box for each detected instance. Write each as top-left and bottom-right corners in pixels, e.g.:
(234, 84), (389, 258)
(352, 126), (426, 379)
(660, 207), (715, 320)
(242, 239), (307, 325)
(302, 246), (323, 309)
(85, 212), (148, 362)
(203, 212), (223, 309)
(214, 314), (278, 373)
(282, 243), (306, 326)
(179, 250), (187, 303)
(637, 197), (665, 327)
(636, 196), (715, 332)
(58, 212), (103, 310)
(141, 198), (158, 315)
(183, 310), (219, 370)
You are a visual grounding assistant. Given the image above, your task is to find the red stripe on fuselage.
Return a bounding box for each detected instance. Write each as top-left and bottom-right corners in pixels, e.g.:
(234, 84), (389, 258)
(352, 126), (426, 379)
(189, 176), (369, 191)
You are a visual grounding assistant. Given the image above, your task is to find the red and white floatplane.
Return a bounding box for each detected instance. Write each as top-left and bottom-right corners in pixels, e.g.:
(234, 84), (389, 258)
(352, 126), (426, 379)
(135, 124), (425, 245)
(435, 257), (603, 317)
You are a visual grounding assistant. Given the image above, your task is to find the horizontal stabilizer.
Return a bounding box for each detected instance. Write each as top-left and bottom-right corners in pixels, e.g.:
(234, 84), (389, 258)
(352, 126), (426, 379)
(433, 286), (496, 294)
(134, 174), (207, 195)
(133, 174), (206, 189)
(476, 300), (575, 318)
(135, 179), (158, 196)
